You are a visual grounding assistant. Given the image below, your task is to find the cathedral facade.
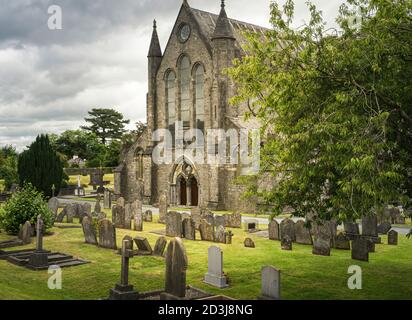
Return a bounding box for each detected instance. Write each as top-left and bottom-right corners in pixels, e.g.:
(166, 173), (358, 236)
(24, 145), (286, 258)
(114, 0), (268, 211)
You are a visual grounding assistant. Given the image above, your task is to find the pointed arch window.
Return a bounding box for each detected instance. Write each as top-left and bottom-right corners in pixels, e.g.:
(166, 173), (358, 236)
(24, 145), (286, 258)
(180, 56), (191, 129)
(194, 64), (205, 133)
(166, 71), (176, 138)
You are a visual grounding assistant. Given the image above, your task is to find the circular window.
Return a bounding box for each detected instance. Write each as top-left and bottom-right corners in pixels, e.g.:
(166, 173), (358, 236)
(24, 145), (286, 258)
(178, 24), (191, 43)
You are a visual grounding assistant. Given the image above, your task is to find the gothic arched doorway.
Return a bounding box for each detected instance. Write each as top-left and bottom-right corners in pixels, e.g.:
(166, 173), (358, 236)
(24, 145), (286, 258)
(190, 177), (199, 207)
(179, 176), (187, 206)
(170, 158), (201, 207)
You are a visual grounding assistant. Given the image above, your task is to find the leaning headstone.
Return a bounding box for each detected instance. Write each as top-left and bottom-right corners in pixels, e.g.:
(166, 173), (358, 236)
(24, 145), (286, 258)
(98, 219), (117, 250)
(388, 230), (398, 245)
(134, 213), (143, 232)
(158, 192), (168, 224)
(351, 237), (369, 262)
(335, 232), (350, 250)
(268, 220), (280, 241)
(104, 189), (112, 209)
(280, 218), (296, 241)
(294, 220), (312, 245)
(244, 238), (255, 248)
(377, 222), (392, 235)
(82, 216), (98, 245)
(258, 266), (280, 300)
(281, 236), (292, 251)
(204, 246), (228, 289)
(199, 219), (215, 242)
(166, 212), (183, 238)
(312, 222), (331, 256)
(133, 236), (153, 255)
(48, 197), (59, 217)
(214, 225), (226, 244)
(164, 238), (188, 298)
(154, 237), (167, 256)
(19, 221), (32, 245)
(182, 217), (196, 240)
(144, 210), (153, 222)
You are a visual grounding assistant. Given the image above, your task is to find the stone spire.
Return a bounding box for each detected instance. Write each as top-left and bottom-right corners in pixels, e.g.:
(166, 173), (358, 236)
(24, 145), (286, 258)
(148, 19), (162, 57)
(212, 0), (235, 40)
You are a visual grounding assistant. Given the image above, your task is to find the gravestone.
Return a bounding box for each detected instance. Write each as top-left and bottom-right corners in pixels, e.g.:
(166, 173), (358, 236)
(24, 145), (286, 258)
(377, 222), (392, 235)
(258, 266), (280, 300)
(97, 212), (107, 221)
(294, 220), (312, 245)
(82, 216), (98, 245)
(124, 203), (134, 230)
(214, 216), (226, 230)
(48, 197), (59, 217)
(27, 215), (49, 269)
(164, 238), (188, 298)
(199, 219), (215, 242)
(191, 207), (202, 229)
(182, 218), (196, 240)
(66, 204), (76, 223)
(352, 237), (369, 262)
(244, 238), (255, 248)
(158, 192), (168, 224)
(362, 214), (378, 237)
(244, 219), (259, 233)
(225, 230), (233, 244)
(204, 246), (228, 288)
(281, 236), (292, 251)
(95, 198), (102, 214)
(344, 221), (360, 240)
(134, 213), (143, 232)
(109, 239), (139, 300)
(335, 232), (350, 250)
(166, 212), (183, 238)
(133, 236), (153, 255)
(103, 189), (112, 209)
(224, 212), (242, 228)
(154, 237), (167, 256)
(268, 220), (280, 241)
(388, 230), (398, 245)
(202, 211), (215, 226)
(144, 210), (153, 222)
(18, 221), (32, 245)
(215, 225), (226, 244)
(312, 222), (331, 256)
(280, 219), (296, 242)
(83, 203), (92, 216)
(98, 219), (117, 250)
(117, 197), (125, 207)
(112, 205), (125, 228)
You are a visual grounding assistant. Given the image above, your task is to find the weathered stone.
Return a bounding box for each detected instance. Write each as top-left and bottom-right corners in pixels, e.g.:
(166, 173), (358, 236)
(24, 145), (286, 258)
(133, 236), (152, 255)
(56, 208), (66, 223)
(82, 216), (98, 245)
(312, 222), (331, 256)
(204, 246), (228, 288)
(244, 238), (255, 248)
(166, 211), (183, 238)
(98, 219), (117, 250)
(344, 221), (360, 239)
(244, 219), (259, 232)
(182, 217), (196, 240)
(280, 218), (296, 242)
(191, 207), (202, 229)
(268, 220), (280, 241)
(117, 197), (125, 207)
(214, 215), (225, 230)
(258, 266), (280, 300)
(19, 221), (32, 245)
(144, 210), (153, 222)
(164, 237), (188, 298)
(367, 239), (375, 253)
(362, 214), (378, 237)
(134, 213), (143, 232)
(377, 221), (392, 234)
(351, 237), (369, 262)
(225, 230), (233, 244)
(112, 205), (125, 228)
(199, 219), (215, 242)
(48, 197), (59, 217)
(158, 192), (168, 224)
(335, 232), (350, 250)
(66, 204), (76, 223)
(202, 211), (215, 226)
(104, 189), (112, 209)
(281, 236), (292, 251)
(294, 220), (312, 245)
(97, 212), (107, 221)
(94, 199), (102, 214)
(214, 225), (226, 244)
(388, 230), (398, 245)
(154, 236), (167, 256)
(224, 212), (241, 228)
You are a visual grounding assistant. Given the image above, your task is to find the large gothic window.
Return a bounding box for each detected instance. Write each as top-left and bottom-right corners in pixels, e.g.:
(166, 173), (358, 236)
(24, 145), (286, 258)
(180, 56), (191, 129)
(194, 64), (205, 133)
(166, 71), (176, 138)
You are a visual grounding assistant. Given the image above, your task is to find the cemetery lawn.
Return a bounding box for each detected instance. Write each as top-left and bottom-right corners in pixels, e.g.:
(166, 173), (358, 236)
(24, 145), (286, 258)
(0, 217), (412, 300)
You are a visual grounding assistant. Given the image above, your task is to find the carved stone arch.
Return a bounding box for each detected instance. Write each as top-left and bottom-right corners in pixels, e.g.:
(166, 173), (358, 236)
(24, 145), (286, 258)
(176, 53), (192, 69)
(164, 68), (176, 80)
(191, 61), (206, 76)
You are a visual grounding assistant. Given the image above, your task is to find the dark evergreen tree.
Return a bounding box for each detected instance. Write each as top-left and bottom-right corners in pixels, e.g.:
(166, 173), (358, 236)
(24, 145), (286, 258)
(18, 134), (63, 198)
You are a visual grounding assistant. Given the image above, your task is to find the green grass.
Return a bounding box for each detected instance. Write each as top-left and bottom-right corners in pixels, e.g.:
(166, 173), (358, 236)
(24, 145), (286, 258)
(68, 174), (114, 192)
(0, 216), (412, 300)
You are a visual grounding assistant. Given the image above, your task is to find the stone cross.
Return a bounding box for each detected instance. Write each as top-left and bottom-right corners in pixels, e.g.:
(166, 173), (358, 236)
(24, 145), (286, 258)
(120, 239), (134, 287)
(165, 237), (188, 298)
(258, 266), (281, 300)
(36, 215), (44, 252)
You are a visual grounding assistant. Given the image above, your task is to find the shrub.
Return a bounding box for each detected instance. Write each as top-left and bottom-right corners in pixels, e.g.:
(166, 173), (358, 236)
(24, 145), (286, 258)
(0, 184), (53, 234)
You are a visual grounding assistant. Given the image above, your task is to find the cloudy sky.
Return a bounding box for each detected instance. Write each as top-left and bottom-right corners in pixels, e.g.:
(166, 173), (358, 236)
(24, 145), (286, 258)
(0, 0), (343, 151)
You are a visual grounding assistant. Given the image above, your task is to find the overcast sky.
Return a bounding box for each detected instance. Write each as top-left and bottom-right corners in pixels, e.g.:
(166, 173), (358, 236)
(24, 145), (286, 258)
(0, 0), (343, 151)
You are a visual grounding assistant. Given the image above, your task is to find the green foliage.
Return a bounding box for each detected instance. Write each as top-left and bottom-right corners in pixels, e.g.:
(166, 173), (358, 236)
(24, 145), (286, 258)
(0, 184), (53, 234)
(0, 145), (19, 190)
(121, 121), (147, 150)
(228, 0), (411, 221)
(18, 135), (64, 198)
(81, 108), (130, 145)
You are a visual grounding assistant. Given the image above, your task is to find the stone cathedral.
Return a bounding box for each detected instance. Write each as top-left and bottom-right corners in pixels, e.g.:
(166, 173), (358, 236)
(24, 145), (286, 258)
(114, 0), (269, 212)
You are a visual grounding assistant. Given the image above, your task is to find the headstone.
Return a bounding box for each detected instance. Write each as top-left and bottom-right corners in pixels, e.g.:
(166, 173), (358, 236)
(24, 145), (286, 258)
(117, 197), (125, 207)
(244, 238), (255, 248)
(82, 216), (98, 245)
(377, 222), (392, 234)
(144, 210), (153, 222)
(214, 216), (226, 229)
(268, 220), (280, 241)
(202, 211), (215, 226)
(344, 221), (360, 239)
(224, 212), (242, 228)
(134, 213), (143, 232)
(225, 230), (233, 244)
(166, 212), (183, 238)
(182, 218), (196, 240)
(244, 219), (259, 232)
(154, 237), (167, 256)
(362, 214), (378, 237)
(335, 232), (350, 250)
(281, 236), (292, 251)
(191, 207), (202, 229)
(124, 203), (133, 229)
(215, 225), (226, 244)
(48, 197), (59, 217)
(329, 219), (338, 248)
(97, 212), (107, 221)
(158, 192), (168, 224)
(312, 222), (331, 256)
(95, 198), (102, 214)
(204, 246), (228, 288)
(66, 204), (76, 223)
(294, 220), (312, 245)
(133, 236), (153, 255)
(258, 266), (280, 300)
(98, 219), (117, 250)
(83, 203), (92, 216)
(388, 230), (398, 245)
(104, 189), (112, 209)
(112, 205), (125, 228)
(18, 221), (32, 245)
(351, 237), (369, 262)
(164, 238), (188, 298)
(199, 219), (215, 242)
(280, 218), (296, 241)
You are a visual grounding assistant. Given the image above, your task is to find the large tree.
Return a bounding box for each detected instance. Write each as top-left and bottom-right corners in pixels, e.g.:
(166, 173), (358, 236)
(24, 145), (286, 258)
(81, 108), (130, 145)
(18, 135), (63, 198)
(0, 145), (18, 190)
(229, 0), (412, 222)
